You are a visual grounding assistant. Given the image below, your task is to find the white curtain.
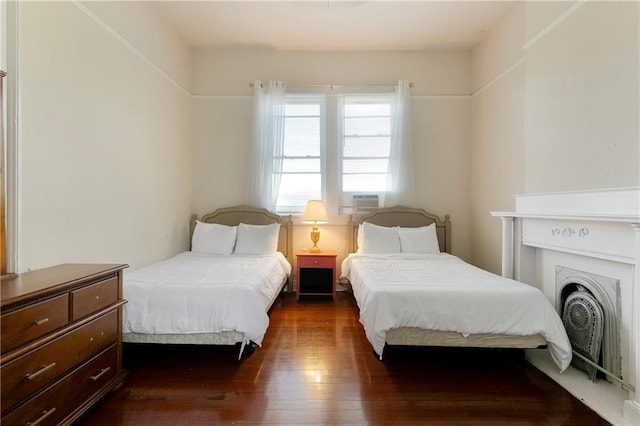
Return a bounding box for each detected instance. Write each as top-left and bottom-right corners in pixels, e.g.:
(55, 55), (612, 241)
(246, 80), (286, 211)
(384, 80), (415, 207)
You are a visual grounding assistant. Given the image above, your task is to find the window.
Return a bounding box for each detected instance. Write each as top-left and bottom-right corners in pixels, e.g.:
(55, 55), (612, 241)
(339, 94), (393, 212)
(275, 90), (396, 216)
(275, 95), (324, 214)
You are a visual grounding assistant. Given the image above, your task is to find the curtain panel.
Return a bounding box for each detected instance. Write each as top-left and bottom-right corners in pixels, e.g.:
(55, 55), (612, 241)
(385, 79), (415, 207)
(246, 80), (286, 211)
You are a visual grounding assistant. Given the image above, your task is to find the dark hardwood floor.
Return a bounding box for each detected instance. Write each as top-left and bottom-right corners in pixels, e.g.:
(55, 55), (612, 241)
(78, 291), (609, 425)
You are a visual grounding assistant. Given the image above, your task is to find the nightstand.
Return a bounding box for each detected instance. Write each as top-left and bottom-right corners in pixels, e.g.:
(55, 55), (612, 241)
(296, 250), (337, 300)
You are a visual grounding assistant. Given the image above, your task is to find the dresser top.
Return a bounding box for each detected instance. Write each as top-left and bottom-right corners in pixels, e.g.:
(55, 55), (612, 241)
(1, 263), (128, 308)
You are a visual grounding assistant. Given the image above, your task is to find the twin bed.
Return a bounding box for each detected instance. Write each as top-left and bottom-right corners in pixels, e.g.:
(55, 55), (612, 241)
(122, 204), (571, 371)
(341, 206), (572, 371)
(122, 206), (293, 359)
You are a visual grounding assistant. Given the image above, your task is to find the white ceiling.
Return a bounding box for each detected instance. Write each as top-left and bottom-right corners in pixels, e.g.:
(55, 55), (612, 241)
(155, 1), (516, 51)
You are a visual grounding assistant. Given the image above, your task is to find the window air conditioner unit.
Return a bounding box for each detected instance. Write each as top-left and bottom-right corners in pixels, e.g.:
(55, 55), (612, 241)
(353, 194), (379, 214)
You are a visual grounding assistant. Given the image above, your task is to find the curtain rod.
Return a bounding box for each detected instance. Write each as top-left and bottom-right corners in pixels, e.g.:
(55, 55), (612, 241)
(249, 81), (413, 88)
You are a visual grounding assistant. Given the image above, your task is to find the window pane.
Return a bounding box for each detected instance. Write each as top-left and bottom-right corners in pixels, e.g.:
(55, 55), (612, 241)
(343, 137), (390, 158)
(343, 159), (388, 173)
(284, 117), (320, 156)
(344, 117), (390, 136)
(277, 173), (321, 212)
(343, 174), (387, 192)
(286, 104), (320, 116)
(344, 103), (391, 117)
(282, 158), (320, 173)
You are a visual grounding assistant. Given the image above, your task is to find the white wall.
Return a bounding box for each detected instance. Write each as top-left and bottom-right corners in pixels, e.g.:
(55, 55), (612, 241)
(191, 48), (473, 272)
(523, 1), (639, 193)
(16, 1), (193, 271)
(470, 3), (526, 274)
(470, 0), (639, 274)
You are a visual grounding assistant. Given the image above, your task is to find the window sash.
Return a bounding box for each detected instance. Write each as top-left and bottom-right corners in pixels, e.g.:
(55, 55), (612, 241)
(276, 95), (325, 214)
(338, 95), (392, 209)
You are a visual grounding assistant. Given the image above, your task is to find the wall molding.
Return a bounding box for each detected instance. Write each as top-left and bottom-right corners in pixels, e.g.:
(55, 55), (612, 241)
(471, 56), (525, 98)
(471, 0), (587, 98)
(412, 94), (471, 101)
(522, 0), (587, 51)
(72, 1), (477, 101)
(72, 0), (191, 98)
(193, 94), (472, 101)
(192, 95), (252, 101)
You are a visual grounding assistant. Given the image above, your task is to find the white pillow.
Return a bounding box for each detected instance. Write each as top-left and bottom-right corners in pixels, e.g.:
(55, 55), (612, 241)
(191, 221), (237, 255)
(234, 223), (281, 255)
(398, 223), (440, 254)
(357, 222), (400, 254)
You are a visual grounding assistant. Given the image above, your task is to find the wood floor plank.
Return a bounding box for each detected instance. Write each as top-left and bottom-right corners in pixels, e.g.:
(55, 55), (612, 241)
(77, 292), (610, 425)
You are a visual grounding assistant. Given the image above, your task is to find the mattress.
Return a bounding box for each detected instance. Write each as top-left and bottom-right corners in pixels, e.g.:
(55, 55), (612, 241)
(123, 251), (291, 346)
(341, 253), (572, 371)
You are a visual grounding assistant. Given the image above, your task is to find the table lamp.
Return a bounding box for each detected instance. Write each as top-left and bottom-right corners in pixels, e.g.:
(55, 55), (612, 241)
(302, 200), (328, 253)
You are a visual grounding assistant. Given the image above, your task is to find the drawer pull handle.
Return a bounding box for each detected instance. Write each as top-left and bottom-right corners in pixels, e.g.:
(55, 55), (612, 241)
(25, 362), (56, 381)
(314, 261), (319, 264)
(90, 366), (111, 381)
(32, 318), (49, 326)
(26, 407), (56, 425)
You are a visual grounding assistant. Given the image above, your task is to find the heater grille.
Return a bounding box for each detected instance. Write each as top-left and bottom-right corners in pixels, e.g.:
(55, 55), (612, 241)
(562, 288), (604, 381)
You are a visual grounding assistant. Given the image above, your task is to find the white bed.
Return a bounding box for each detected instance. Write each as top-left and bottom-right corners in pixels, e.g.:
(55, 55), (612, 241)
(123, 206), (293, 359)
(342, 206), (572, 371)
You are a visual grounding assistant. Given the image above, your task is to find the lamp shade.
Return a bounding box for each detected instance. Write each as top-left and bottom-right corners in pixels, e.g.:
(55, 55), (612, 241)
(302, 200), (328, 224)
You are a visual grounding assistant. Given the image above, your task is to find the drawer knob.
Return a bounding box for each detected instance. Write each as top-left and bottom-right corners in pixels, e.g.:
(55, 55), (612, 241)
(32, 318), (49, 326)
(26, 407), (56, 426)
(25, 362), (56, 381)
(314, 261), (319, 264)
(90, 366), (111, 381)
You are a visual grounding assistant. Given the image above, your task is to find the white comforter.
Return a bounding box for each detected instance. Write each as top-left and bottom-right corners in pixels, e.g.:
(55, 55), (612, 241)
(123, 251), (291, 345)
(341, 253), (572, 371)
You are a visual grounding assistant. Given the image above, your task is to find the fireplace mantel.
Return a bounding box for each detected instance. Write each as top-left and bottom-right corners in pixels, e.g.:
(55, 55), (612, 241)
(492, 188), (639, 425)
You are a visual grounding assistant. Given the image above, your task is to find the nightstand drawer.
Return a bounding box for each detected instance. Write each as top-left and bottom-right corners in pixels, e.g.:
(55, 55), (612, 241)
(297, 255), (335, 269)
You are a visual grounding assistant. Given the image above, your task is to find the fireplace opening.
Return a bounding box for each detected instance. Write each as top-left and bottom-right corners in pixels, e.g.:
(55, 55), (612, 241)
(556, 266), (621, 382)
(561, 284), (604, 380)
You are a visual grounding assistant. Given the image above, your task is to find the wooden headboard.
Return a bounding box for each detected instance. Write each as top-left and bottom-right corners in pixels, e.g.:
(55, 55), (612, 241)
(347, 206), (451, 254)
(190, 205), (294, 266)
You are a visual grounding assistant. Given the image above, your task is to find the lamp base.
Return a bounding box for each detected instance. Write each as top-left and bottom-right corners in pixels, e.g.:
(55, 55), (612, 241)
(309, 226), (321, 253)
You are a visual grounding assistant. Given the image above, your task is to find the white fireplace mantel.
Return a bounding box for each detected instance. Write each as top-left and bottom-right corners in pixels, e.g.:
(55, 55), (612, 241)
(492, 188), (640, 425)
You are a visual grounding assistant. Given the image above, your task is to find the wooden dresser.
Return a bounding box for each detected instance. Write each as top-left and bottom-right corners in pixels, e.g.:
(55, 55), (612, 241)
(1, 263), (128, 425)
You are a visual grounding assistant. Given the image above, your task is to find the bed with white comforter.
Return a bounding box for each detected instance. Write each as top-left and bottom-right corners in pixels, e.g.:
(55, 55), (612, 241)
(123, 251), (291, 346)
(122, 206), (293, 359)
(343, 206), (572, 371)
(342, 252), (572, 371)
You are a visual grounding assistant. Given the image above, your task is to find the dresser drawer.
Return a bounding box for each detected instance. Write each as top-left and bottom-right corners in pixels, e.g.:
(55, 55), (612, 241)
(297, 256), (335, 269)
(1, 310), (117, 414)
(1, 294), (69, 354)
(2, 344), (118, 426)
(71, 276), (118, 320)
